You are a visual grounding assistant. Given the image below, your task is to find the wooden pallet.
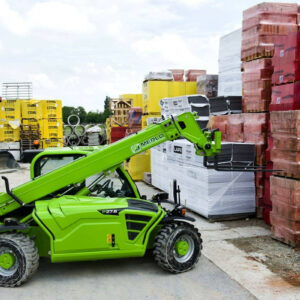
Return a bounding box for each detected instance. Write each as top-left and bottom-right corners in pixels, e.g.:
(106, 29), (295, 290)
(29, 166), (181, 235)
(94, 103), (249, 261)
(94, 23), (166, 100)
(272, 80), (296, 86)
(273, 171), (300, 180)
(207, 212), (256, 223)
(241, 51), (273, 62)
(243, 109), (269, 113)
(271, 233), (299, 249)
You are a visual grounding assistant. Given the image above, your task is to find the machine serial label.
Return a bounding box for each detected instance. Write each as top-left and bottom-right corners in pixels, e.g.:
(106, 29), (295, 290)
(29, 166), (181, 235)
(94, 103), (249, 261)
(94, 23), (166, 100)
(99, 209), (122, 215)
(131, 134), (165, 154)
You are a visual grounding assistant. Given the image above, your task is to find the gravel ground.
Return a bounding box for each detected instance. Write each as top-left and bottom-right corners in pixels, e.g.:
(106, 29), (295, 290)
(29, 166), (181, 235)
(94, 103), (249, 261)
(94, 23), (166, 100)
(228, 235), (300, 287)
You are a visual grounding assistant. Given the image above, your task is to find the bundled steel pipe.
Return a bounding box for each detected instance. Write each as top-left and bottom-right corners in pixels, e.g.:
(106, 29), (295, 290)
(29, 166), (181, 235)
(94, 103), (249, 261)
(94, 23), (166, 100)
(63, 115), (106, 146)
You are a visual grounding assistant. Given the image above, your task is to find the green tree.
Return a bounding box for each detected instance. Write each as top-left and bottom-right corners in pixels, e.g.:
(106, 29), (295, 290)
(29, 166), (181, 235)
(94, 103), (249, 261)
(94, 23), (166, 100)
(62, 96), (112, 125)
(62, 106), (87, 123)
(103, 96), (112, 119)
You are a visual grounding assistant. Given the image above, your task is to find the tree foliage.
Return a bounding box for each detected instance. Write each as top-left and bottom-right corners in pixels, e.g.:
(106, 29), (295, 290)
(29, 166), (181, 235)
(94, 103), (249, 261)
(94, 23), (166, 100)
(62, 96), (112, 124)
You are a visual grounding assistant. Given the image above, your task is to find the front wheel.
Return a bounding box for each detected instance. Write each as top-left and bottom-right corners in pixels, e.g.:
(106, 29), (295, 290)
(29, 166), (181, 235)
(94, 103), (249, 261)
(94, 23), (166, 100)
(0, 233), (39, 287)
(153, 222), (202, 273)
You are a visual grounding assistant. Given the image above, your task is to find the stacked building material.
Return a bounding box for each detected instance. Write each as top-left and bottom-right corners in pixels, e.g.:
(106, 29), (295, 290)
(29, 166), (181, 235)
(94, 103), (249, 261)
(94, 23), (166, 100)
(126, 107), (143, 136)
(210, 112), (269, 217)
(271, 32), (300, 110)
(265, 29), (300, 228)
(144, 71), (173, 81)
(196, 74), (218, 98)
(151, 141), (256, 221)
(270, 111), (300, 178)
(123, 107), (147, 180)
(124, 150), (151, 181)
(241, 2), (298, 62)
(209, 96), (242, 115)
(242, 58), (273, 112)
(86, 125), (106, 146)
(120, 94), (143, 109)
(142, 80), (197, 115)
(109, 98), (131, 127)
(268, 111), (300, 238)
(185, 70), (206, 82)
(169, 69), (184, 81)
(0, 100), (21, 142)
(270, 176), (300, 247)
(218, 29), (242, 97)
(110, 127), (126, 143)
(238, 2), (299, 219)
(0, 99), (63, 152)
(63, 115), (88, 146)
(160, 95), (209, 129)
(21, 100), (63, 149)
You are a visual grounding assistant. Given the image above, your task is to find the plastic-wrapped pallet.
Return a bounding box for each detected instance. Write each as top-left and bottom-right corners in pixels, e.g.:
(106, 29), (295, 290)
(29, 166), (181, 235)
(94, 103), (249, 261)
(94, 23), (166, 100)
(218, 29), (242, 97)
(147, 116), (162, 126)
(144, 71), (173, 81)
(209, 96), (242, 115)
(151, 140), (256, 219)
(151, 143), (170, 193)
(160, 95), (209, 129)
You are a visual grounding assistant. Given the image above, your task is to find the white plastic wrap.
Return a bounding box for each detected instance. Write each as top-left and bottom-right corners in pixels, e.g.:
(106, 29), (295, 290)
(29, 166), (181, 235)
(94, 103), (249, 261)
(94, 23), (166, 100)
(144, 71), (173, 81)
(147, 117), (162, 126)
(160, 95), (209, 118)
(0, 142), (20, 150)
(151, 140), (255, 218)
(218, 29), (242, 97)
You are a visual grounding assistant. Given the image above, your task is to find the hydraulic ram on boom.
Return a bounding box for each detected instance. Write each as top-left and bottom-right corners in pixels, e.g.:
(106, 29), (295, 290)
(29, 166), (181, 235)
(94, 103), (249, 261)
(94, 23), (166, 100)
(0, 112), (221, 216)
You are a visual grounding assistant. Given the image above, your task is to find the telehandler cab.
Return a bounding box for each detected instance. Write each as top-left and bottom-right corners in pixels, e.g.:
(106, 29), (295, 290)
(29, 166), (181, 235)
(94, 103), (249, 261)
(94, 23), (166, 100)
(0, 112), (221, 287)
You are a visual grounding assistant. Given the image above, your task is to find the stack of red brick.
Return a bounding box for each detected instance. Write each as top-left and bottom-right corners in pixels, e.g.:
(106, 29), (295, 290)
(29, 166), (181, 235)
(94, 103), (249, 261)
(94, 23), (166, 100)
(241, 2), (299, 220)
(125, 107), (143, 136)
(271, 32), (300, 110)
(169, 69), (184, 81)
(211, 3), (300, 220)
(242, 58), (273, 112)
(242, 3), (299, 114)
(270, 111), (300, 247)
(241, 2), (298, 62)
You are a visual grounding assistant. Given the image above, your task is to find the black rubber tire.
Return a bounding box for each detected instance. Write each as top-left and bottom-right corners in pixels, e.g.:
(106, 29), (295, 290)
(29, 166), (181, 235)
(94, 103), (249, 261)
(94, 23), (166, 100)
(153, 222), (202, 273)
(0, 233), (39, 287)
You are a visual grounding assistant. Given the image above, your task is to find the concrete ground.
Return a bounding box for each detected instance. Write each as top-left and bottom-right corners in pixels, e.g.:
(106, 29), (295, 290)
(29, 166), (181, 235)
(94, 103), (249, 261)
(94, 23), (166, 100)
(137, 182), (300, 300)
(0, 166), (299, 299)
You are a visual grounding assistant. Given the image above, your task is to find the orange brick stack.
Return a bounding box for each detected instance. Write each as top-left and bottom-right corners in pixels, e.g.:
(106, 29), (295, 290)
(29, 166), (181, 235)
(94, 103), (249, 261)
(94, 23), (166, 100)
(269, 110), (300, 247)
(241, 2), (298, 62)
(270, 176), (300, 247)
(240, 2), (299, 219)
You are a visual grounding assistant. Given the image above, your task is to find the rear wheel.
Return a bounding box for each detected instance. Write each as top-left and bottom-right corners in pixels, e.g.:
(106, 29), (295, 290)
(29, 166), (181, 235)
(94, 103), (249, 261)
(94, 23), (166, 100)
(153, 222), (202, 273)
(0, 233), (39, 287)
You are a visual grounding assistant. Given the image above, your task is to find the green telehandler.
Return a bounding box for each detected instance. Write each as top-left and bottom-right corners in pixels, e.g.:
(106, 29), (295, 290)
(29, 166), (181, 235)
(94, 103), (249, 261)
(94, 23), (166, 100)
(0, 112), (221, 287)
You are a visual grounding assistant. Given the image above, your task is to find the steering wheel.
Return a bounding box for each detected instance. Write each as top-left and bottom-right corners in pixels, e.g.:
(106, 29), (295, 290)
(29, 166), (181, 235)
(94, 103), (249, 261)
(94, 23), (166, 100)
(95, 179), (117, 197)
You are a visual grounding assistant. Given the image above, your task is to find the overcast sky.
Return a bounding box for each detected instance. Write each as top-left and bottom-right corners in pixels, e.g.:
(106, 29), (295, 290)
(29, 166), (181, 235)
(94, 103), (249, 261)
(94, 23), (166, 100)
(0, 0), (297, 111)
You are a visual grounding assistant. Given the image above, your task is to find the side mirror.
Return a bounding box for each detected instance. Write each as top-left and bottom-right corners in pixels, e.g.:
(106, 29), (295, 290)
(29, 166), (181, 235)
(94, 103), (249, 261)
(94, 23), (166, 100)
(141, 195), (147, 200)
(152, 192), (169, 202)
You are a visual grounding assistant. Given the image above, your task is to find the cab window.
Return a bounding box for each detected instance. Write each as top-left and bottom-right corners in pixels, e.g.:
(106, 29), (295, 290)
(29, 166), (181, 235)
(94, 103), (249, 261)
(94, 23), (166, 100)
(87, 169), (135, 198)
(34, 154), (83, 177)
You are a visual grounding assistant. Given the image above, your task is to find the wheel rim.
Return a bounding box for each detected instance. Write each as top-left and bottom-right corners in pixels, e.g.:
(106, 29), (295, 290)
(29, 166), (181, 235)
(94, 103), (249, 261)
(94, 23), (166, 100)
(0, 247), (18, 276)
(173, 234), (195, 263)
